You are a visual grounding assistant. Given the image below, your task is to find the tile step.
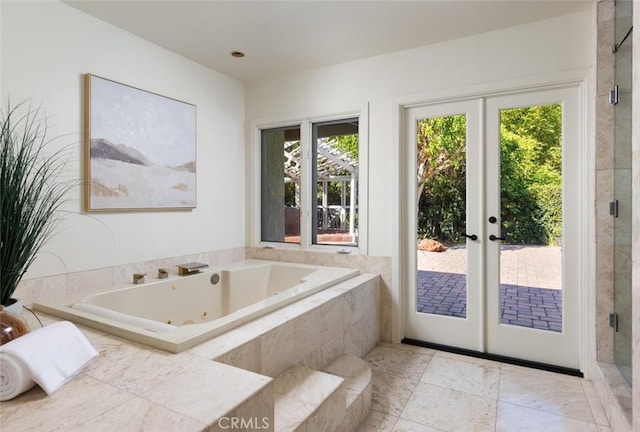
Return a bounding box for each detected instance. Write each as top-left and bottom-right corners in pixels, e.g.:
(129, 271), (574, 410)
(273, 356), (373, 432)
(324, 354), (372, 408)
(324, 355), (373, 432)
(273, 365), (345, 432)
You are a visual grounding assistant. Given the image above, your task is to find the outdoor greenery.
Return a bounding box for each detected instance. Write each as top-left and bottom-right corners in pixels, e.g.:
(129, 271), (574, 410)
(0, 101), (73, 306)
(332, 134), (358, 160)
(418, 104), (562, 245)
(417, 115), (467, 242)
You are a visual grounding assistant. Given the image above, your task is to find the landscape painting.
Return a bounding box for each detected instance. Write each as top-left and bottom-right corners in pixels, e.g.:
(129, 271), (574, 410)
(85, 74), (196, 211)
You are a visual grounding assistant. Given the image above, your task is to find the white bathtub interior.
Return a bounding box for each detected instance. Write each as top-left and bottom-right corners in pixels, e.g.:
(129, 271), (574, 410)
(34, 260), (359, 352)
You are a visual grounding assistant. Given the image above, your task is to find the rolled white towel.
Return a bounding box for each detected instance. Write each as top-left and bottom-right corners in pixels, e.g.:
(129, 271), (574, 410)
(0, 321), (98, 400)
(0, 351), (35, 401)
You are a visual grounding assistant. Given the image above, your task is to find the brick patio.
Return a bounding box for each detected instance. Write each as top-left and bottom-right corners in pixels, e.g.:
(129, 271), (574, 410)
(417, 245), (563, 332)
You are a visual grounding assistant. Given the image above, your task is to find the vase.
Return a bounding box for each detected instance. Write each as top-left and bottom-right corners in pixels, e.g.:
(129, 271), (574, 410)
(0, 310), (30, 345)
(2, 298), (24, 316)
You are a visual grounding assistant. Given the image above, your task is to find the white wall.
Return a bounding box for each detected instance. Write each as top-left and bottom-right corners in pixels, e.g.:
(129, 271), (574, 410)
(1, 1), (246, 278)
(246, 10), (594, 257)
(0, 2), (594, 279)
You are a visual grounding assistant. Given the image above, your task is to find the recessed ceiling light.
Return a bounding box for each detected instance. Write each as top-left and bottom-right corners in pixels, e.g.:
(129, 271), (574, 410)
(231, 51), (245, 58)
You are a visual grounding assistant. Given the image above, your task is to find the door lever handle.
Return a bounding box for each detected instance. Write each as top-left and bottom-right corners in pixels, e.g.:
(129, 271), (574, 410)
(489, 234), (505, 241)
(463, 233), (478, 241)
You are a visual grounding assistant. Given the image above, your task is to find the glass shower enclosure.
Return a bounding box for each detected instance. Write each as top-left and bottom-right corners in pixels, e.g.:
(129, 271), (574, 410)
(613, 0), (633, 386)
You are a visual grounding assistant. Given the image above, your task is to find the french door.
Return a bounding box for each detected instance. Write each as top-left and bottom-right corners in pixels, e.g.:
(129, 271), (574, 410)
(404, 86), (581, 369)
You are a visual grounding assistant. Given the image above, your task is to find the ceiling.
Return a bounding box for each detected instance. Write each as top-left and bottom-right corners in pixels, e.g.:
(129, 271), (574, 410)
(64, 0), (593, 83)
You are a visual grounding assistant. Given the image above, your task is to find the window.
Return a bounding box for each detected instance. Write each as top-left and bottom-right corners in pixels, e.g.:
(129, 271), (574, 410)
(258, 113), (365, 250)
(261, 125), (301, 244)
(312, 119), (359, 246)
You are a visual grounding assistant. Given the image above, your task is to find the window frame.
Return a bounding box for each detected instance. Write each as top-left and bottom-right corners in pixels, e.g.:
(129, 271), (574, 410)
(252, 105), (368, 254)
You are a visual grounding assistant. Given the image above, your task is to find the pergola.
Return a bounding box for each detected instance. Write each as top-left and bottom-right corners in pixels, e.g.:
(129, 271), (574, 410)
(283, 139), (358, 236)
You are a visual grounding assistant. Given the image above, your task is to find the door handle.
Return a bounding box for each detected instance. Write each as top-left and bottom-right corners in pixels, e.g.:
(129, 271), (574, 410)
(489, 234), (505, 241)
(463, 233), (478, 241)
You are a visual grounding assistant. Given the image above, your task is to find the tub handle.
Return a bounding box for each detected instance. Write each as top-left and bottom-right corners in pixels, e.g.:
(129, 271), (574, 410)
(133, 273), (146, 284)
(337, 249), (351, 254)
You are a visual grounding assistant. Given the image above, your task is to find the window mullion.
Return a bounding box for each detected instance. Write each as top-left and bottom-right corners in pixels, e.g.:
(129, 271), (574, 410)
(299, 120), (311, 248)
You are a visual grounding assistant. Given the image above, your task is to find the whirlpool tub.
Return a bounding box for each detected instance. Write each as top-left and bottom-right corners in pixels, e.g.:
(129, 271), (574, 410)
(34, 260), (359, 352)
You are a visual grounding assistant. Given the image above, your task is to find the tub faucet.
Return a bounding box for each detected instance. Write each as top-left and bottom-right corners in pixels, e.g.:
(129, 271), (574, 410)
(176, 262), (209, 276)
(133, 273), (146, 284)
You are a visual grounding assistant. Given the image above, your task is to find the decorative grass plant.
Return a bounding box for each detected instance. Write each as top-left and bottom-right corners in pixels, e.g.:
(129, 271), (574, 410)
(0, 101), (73, 307)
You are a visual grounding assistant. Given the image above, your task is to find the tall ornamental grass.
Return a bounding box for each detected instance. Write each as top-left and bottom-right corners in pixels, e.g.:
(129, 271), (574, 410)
(0, 101), (73, 306)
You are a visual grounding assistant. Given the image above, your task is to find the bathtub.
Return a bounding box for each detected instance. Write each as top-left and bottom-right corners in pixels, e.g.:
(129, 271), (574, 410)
(34, 260), (359, 352)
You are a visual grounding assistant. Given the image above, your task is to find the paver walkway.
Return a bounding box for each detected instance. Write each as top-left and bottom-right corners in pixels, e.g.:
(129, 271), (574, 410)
(417, 245), (563, 332)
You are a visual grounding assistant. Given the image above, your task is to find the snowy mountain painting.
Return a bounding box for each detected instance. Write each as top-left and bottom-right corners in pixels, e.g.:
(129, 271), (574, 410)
(86, 74), (196, 210)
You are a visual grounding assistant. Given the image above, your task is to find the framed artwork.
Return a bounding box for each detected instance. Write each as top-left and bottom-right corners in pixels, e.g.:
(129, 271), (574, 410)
(84, 74), (197, 211)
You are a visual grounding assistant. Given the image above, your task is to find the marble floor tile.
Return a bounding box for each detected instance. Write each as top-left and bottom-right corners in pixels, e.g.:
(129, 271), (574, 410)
(499, 367), (595, 423)
(357, 344), (608, 432)
(356, 410), (399, 432)
(582, 380), (610, 426)
(496, 401), (599, 432)
(500, 363), (583, 384)
(364, 344), (394, 373)
(365, 343), (433, 382)
(391, 418), (444, 432)
(383, 342), (436, 355)
(371, 373), (418, 416)
(420, 352), (501, 399)
(401, 382), (497, 432)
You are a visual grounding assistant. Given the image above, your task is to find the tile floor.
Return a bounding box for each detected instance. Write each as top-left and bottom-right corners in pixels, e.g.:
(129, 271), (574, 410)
(357, 343), (611, 432)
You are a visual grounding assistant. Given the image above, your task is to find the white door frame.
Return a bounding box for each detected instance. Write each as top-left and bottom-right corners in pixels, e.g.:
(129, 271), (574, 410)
(392, 71), (593, 374)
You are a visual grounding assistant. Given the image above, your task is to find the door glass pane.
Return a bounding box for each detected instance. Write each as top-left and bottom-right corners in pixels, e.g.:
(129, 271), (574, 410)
(613, 0), (633, 386)
(312, 119), (359, 246)
(416, 114), (468, 318)
(499, 104), (563, 332)
(261, 126), (301, 243)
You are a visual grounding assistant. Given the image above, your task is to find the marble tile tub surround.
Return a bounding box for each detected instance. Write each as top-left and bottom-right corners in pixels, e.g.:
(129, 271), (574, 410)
(13, 247), (247, 308)
(0, 310), (273, 432)
(1, 273), (380, 431)
(247, 247), (392, 343)
(357, 343), (611, 432)
(14, 245), (392, 344)
(192, 273), (380, 376)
